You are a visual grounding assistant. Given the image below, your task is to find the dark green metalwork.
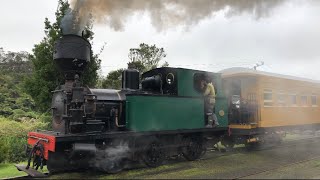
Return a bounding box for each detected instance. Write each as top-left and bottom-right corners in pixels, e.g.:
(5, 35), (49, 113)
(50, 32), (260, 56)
(126, 68), (229, 132)
(176, 68), (228, 127)
(126, 95), (204, 132)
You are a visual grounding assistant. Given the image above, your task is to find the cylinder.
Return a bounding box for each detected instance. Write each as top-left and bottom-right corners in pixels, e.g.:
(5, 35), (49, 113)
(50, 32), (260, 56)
(73, 143), (97, 153)
(53, 35), (91, 74)
(122, 69), (140, 90)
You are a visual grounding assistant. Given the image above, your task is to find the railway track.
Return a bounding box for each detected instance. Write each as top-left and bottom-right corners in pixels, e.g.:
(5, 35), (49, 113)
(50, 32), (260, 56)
(204, 135), (320, 156)
(226, 135), (320, 179)
(8, 135), (320, 179)
(233, 155), (320, 179)
(249, 135), (320, 151)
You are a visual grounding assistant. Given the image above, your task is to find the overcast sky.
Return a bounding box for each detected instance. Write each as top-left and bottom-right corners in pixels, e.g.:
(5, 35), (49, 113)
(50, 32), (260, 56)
(0, 0), (319, 80)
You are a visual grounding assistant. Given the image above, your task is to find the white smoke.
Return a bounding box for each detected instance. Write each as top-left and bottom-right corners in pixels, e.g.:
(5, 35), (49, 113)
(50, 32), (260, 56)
(92, 141), (130, 173)
(61, 0), (286, 35)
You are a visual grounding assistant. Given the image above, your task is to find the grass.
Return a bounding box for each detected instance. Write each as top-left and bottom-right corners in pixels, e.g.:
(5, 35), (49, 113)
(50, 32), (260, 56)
(0, 163), (27, 179)
(0, 162), (48, 179)
(315, 160), (320, 167)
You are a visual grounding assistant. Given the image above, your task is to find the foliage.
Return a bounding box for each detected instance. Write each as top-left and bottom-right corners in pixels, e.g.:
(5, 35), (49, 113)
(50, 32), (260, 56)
(100, 43), (168, 89)
(24, 0), (101, 112)
(0, 117), (48, 163)
(0, 48), (31, 75)
(0, 69), (50, 163)
(128, 43), (167, 71)
(127, 60), (147, 74)
(101, 69), (124, 89)
(0, 74), (37, 118)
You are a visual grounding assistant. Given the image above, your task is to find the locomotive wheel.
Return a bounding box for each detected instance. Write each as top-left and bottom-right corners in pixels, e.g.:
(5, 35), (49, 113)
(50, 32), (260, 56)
(142, 140), (165, 167)
(182, 136), (206, 161)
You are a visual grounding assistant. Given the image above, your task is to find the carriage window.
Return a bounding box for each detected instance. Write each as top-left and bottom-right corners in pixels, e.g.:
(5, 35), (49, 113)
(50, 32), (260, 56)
(289, 94), (297, 106)
(301, 96), (308, 107)
(277, 93), (286, 107)
(311, 95), (317, 106)
(263, 89), (273, 107)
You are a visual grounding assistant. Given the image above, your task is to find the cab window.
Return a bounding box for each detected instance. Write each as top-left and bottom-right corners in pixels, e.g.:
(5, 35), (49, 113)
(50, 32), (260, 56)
(193, 73), (214, 94)
(193, 73), (205, 94)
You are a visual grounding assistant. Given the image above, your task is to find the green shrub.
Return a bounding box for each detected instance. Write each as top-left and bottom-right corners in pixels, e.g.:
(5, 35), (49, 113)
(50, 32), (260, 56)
(40, 114), (52, 124)
(0, 94), (5, 103)
(7, 109), (45, 122)
(0, 73), (51, 163)
(0, 117), (48, 163)
(6, 137), (27, 163)
(0, 137), (9, 163)
(12, 109), (26, 115)
(10, 109), (26, 121)
(0, 107), (13, 117)
(0, 136), (27, 163)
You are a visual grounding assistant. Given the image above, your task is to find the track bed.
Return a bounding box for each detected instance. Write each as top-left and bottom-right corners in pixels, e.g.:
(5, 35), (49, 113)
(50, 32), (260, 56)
(42, 133), (320, 179)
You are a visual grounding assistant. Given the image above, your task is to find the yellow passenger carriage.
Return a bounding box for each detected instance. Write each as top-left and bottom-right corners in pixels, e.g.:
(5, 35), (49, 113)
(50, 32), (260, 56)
(220, 67), (320, 147)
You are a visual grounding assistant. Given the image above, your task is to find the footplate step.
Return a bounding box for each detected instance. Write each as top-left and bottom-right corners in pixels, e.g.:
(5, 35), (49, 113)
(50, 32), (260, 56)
(15, 164), (47, 178)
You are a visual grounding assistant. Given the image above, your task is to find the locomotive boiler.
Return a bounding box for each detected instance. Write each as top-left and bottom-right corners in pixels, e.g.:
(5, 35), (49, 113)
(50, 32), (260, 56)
(51, 34), (137, 134)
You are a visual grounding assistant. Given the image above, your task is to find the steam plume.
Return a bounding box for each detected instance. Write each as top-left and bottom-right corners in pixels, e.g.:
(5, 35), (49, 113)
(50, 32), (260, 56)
(61, 0), (286, 35)
(92, 141), (130, 173)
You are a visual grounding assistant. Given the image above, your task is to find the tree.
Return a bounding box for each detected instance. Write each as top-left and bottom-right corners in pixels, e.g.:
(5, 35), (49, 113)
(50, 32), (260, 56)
(0, 49), (31, 75)
(127, 60), (146, 73)
(101, 69), (124, 89)
(128, 43), (168, 72)
(24, 0), (101, 112)
(100, 43), (168, 89)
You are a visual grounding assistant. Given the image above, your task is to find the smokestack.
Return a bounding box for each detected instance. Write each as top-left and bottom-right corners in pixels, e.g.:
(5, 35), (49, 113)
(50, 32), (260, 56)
(53, 34), (91, 79)
(60, 0), (286, 34)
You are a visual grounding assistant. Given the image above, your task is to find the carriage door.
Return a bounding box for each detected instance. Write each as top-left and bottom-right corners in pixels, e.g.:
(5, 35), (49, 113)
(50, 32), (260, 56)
(224, 78), (241, 124)
(240, 77), (259, 125)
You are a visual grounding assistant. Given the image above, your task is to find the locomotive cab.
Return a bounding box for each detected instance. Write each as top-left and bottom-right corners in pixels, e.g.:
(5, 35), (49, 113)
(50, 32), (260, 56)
(125, 67), (229, 132)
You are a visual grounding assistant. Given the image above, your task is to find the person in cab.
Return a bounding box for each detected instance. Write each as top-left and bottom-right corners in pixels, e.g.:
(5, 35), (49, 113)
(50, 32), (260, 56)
(200, 77), (219, 128)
